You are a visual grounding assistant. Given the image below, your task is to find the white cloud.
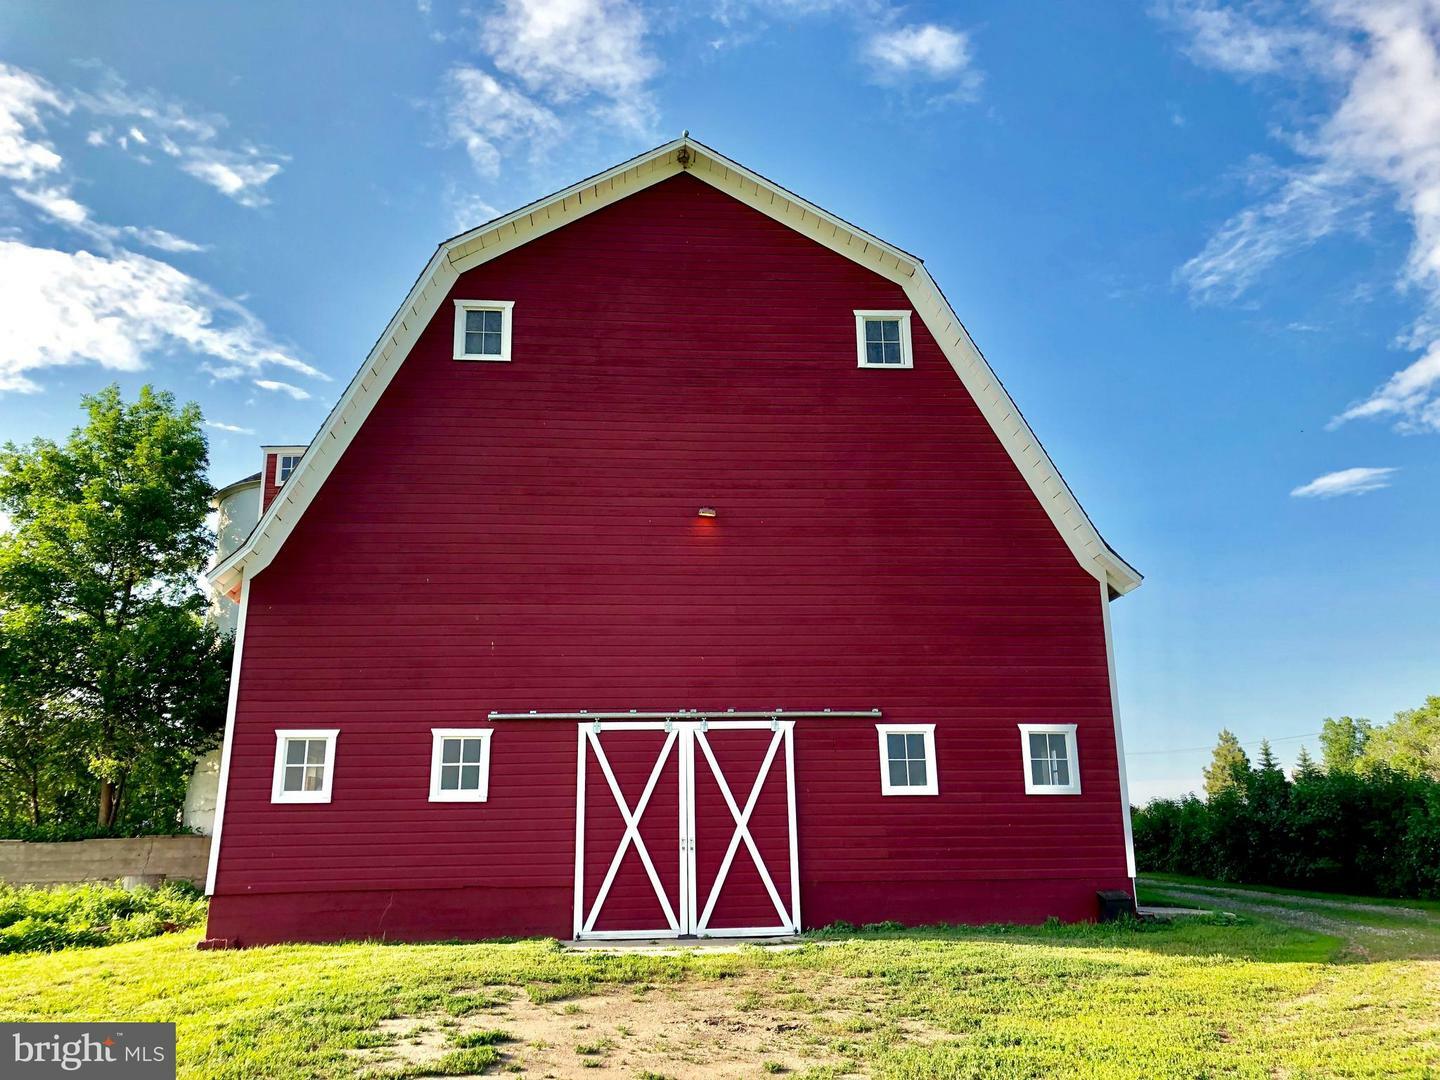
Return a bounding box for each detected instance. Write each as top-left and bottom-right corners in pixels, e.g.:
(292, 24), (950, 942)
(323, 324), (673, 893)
(1178, 162), (1372, 302)
(1157, 0), (1351, 76)
(0, 64), (66, 182)
(1331, 344), (1440, 430)
(13, 184), (88, 225)
(445, 185), (500, 232)
(1290, 466), (1397, 498)
(13, 182), (207, 254)
(119, 225), (206, 253)
(253, 378), (312, 400)
(0, 240), (320, 394)
(205, 419), (256, 434)
(180, 148), (283, 207)
(75, 68), (285, 206)
(443, 67), (561, 177)
(864, 24), (975, 81)
(0, 61), (313, 398)
(441, 0), (660, 178)
(1166, 0), (1440, 433)
(481, 0), (659, 132)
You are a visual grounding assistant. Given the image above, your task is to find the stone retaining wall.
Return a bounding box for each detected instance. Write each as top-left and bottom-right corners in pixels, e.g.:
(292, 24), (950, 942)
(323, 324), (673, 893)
(0, 835), (211, 888)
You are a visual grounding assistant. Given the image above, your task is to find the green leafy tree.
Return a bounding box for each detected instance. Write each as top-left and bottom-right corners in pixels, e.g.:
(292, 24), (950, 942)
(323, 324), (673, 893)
(1320, 716), (1373, 773)
(1363, 696), (1440, 780)
(1203, 729), (1251, 799)
(0, 385), (231, 828)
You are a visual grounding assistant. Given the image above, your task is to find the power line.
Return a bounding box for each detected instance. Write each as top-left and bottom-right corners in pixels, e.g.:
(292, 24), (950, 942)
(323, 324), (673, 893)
(1126, 732), (1322, 757)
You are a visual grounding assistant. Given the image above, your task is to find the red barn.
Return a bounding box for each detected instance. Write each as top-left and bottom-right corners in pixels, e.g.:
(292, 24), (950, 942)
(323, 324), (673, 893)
(202, 137), (1141, 947)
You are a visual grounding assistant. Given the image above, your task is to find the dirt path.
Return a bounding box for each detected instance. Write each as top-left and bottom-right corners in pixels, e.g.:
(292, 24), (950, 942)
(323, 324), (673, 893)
(349, 973), (916, 1078)
(1144, 881), (1432, 921)
(1140, 880), (1440, 959)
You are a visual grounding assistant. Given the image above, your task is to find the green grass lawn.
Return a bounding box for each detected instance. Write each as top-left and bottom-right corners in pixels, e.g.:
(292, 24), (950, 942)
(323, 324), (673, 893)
(0, 881), (1437, 1078)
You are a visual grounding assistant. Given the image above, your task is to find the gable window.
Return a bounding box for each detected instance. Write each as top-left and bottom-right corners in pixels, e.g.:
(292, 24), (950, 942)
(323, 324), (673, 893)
(429, 728), (493, 802)
(1019, 724), (1081, 795)
(276, 454), (302, 485)
(271, 729), (339, 804)
(453, 300), (515, 362)
(854, 310), (913, 369)
(876, 723), (938, 795)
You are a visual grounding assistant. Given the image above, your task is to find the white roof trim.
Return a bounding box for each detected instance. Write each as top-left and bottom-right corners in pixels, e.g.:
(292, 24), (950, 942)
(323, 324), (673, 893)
(208, 136), (1140, 600)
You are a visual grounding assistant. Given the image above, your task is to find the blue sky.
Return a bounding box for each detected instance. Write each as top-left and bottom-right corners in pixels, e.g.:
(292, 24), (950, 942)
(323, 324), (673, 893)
(1, 1), (1436, 800)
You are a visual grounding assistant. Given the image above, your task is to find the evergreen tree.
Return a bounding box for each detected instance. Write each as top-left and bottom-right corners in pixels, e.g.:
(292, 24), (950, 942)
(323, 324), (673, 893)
(1203, 729), (1251, 799)
(1257, 739), (1282, 775)
(1293, 745), (1321, 780)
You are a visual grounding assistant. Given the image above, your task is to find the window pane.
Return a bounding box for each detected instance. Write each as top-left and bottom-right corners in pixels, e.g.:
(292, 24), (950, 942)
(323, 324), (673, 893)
(306, 739), (326, 765)
(441, 739), (461, 764)
(865, 319), (883, 342)
(882, 341), (902, 365)
(480, 331), (502, 355)
(441, 764), (460, 790)
(285, 739), (306, 765)
(1031, 757), (1049, 787)
(1053, 758), (1071, 786)
(886, 733), (905, 760)
(283, 764), (304, 791)
(908, 758), (927, 787)
(303, 765), (325, 791)
(461, 739), (482, 763)
(1028, 733), (1048, 761)
(1048, 734), (1069, 762)
(866, 341), (886, 365)
(464, 330), (484, 354)
(905, 733), (926, 761)
(482, 309), (502, 332)
(465, 310), (484, 331)
(888, 759), (909, 788)
(460, 764), (481, 789)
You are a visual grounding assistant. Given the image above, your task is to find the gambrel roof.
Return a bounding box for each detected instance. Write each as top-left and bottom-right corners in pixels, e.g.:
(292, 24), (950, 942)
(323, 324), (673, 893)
(209, 135), (1141, 600)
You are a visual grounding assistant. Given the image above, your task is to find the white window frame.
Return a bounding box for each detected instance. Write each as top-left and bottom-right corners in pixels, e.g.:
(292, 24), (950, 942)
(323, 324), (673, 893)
(854, 309), (913, 369)
(275, 453), (303, 485)
(876, 723), (938, 796)
(271, 729), (339, 804)
(428, 728), (493, 802)
(453, 300), (515, 362)
(1019, 723), (1081, 795)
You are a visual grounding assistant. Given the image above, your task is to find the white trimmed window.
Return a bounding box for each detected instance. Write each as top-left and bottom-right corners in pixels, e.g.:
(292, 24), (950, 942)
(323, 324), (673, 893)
(1019, 724), (1081, 795)
(276, 454), (302, 484)
(876, 723), (938, 795)
(429, 728), (493, 802)
(854, 310), (913, 368)
(453, 300), (515, 362)
(271, 729), (339, 804)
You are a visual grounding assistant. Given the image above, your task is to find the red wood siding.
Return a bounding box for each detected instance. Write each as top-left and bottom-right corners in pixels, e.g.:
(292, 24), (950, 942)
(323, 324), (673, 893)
(207, 174), (1130, 944)
(260, 453), (281, 513)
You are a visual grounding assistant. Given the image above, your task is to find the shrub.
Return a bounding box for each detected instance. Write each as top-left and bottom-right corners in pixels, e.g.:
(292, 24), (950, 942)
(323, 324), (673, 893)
(0, 821), (199, 843)
(0, 881), (207, 954)
(1133, 767), (1440, 899)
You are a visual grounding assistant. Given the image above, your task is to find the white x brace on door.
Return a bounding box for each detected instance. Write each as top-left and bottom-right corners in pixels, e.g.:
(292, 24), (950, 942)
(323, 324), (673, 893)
(573, 719), (799, 939)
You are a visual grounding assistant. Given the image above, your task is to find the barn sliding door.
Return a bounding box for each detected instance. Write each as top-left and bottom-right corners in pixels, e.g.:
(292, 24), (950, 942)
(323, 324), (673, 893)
(573, 720), (799, 939)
